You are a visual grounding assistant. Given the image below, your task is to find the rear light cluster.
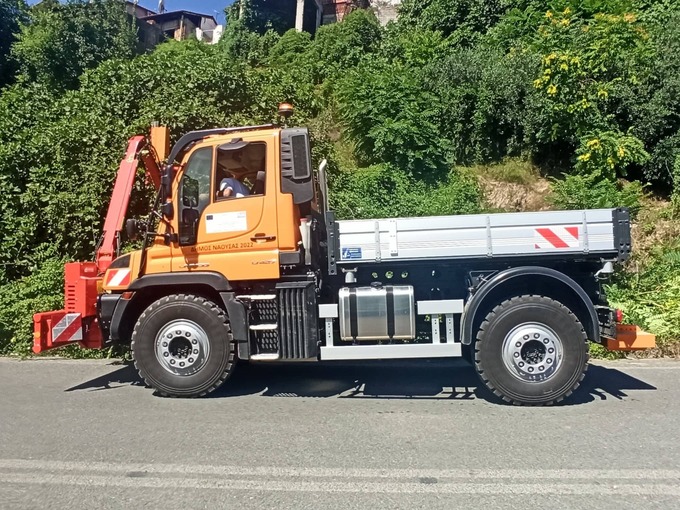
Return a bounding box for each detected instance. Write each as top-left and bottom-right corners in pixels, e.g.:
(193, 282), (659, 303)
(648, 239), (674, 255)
(615, 309), (624, 323)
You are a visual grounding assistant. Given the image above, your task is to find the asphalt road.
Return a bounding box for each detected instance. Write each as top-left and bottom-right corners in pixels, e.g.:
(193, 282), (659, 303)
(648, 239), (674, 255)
(1, 357), (679, 509)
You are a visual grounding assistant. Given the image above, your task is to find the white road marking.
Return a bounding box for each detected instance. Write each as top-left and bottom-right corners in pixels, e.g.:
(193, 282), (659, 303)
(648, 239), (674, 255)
(0, 472), (678, 496)
(1, 459), (679, 482)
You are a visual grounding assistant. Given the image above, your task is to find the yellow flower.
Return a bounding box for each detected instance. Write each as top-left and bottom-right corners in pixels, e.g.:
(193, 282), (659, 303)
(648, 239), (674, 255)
(561, 19), (570, 26)
(563, 7), (572, 15)
(607, 157), (615, 168)
(545, 10), (553, 18)
(586, 139), (601, 149)
(617, 146), (626, 158)
(547, 84), (558, 95)
(597, 89), (608, 99)
(578, 152), (591, 162)
(624, 13), (636, 23)
(560, 63), (569, 71)
(570, 57), (580, 66)
(533, 78), (543, 88)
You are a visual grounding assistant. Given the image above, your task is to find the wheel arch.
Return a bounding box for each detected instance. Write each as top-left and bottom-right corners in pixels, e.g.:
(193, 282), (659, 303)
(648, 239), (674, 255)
(111, 272), (231, 344)
(461, 266), (599, 346)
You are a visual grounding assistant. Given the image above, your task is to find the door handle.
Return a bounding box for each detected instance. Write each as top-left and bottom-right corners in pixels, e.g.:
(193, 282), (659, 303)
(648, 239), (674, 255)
(251, 234), (276, 243)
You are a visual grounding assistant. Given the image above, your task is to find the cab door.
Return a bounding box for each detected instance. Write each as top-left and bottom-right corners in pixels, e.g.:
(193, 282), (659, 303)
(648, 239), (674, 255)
(171, 134), (280, 282)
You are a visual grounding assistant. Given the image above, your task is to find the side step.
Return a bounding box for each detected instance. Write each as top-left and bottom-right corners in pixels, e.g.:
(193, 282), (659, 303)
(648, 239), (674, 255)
(249, 324), (278, 331)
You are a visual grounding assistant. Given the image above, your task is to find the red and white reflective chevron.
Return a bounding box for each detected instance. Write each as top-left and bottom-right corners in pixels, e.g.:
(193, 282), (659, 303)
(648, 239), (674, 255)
(534, 226), (580, 249)
(52, 313), (83, 344)
(106, 268), (131, 287)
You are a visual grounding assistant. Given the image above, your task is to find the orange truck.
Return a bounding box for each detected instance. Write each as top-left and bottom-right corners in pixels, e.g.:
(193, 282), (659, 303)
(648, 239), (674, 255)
(33, 105), (655, 405)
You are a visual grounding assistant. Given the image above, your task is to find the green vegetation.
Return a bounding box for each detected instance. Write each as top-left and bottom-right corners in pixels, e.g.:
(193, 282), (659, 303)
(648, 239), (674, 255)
(1, 0), (679, 356)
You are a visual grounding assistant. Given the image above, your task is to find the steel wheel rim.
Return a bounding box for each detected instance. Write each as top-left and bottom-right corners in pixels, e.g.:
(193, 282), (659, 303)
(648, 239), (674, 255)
(155, 319), (210, 376)
(501, 322), (563, 383)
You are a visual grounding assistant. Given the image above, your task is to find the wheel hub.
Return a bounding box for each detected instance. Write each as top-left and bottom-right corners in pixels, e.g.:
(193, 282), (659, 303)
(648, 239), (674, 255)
(155, 320), (210, 376)
(502, 323), (563, 382)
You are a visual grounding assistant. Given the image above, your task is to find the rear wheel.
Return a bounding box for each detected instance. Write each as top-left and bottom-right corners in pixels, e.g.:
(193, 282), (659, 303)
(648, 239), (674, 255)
(474, 295), (588, 405)
(131, 294), (235, 397)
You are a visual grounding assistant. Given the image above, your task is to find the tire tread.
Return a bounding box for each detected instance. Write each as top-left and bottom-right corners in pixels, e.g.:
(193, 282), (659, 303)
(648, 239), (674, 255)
(131, 294), (235, 398)
(474, 294), (589, 406)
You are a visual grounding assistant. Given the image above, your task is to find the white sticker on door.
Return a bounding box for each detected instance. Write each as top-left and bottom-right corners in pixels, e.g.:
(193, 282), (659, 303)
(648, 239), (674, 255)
(205, 211), (248, 234)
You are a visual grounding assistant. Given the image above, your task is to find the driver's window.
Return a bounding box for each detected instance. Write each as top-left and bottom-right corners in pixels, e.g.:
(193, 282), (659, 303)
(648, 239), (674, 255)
(215, 142), (267, 200)
(179, 147), (213, 245)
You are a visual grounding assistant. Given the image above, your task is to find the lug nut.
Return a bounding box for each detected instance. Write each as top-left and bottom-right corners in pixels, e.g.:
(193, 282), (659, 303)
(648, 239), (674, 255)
(193, 349), (199, 355)
(539, 366), (544, 371)
(163, 352), (169, 357)
(185, 332), (191, 337)
(170, 359), (176, 365)
(192, 339), (198, 345)
(162, 342), (168, 347)
(534, 333), (540, 339)
(167, 333), (172, 339)
(516, 342), (522, 347)
(543, 338), (549, 344)
(514, 352), (520, 358)
(548, 348), (554, 354)
(546, 358), (552, 364)
(523, 335), (529, 340)
(188, 358), (194, 363)
(518, 362), (525, 367)
(528, 367), (534, 372)
(180, 362), (185, 367)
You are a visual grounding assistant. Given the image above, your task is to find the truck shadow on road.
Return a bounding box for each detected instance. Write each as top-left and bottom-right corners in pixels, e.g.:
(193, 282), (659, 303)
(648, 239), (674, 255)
(66, 360), (656, 405)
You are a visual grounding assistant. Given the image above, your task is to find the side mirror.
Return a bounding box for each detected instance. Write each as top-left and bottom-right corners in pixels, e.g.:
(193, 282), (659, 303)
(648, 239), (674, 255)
(161, 164), (174, 200)
(162, 201), (174, 220)
(125, 219), (139, 241)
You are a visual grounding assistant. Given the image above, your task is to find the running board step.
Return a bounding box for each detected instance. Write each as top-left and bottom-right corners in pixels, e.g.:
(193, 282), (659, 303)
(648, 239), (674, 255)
(237, 294), (276, 301)
(250, 353), (280, 361)
(249, 324), (278, 331)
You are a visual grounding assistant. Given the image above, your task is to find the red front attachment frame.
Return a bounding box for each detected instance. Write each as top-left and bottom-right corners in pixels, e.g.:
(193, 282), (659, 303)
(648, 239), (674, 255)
(33, 135), (162, 354)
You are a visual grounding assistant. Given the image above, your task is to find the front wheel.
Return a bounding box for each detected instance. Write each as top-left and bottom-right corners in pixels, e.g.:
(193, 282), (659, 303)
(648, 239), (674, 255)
(131, 294), (235, 397)
(474, 295), (588, 405)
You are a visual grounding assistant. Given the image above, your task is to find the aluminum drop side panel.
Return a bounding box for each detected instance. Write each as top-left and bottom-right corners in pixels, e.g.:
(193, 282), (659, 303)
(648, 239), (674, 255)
(336, 209), (618, 263)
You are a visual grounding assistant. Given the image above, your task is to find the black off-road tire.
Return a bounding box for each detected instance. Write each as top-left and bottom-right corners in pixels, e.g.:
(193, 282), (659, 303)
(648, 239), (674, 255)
(474, 295), (589, 405)
(131, 294), (235, 398)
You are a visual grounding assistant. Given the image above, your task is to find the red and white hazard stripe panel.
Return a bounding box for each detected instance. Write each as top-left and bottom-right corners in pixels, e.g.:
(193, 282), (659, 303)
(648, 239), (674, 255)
(105, 268), (131, 287)
(52, 313), (83, 344)
(535, 226), (580, 250)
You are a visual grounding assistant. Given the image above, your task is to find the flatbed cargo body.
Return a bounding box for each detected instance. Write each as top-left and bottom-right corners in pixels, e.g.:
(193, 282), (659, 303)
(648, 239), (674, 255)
(334, 208), (629, 266)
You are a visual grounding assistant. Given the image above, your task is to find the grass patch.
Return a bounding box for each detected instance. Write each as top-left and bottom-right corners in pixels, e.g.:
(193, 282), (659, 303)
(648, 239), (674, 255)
(468, 158), (541, 185)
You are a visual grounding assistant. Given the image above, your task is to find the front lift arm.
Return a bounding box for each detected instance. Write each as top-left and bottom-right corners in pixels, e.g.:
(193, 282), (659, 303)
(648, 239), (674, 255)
(96, 135), (161, 274)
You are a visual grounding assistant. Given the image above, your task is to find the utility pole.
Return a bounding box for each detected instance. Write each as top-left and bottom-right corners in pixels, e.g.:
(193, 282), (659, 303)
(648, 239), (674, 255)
(295, 0), (305, 32)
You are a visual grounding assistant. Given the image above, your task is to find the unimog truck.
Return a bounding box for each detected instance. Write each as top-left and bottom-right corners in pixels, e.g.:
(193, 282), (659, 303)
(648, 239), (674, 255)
(34, 105), (655, 405)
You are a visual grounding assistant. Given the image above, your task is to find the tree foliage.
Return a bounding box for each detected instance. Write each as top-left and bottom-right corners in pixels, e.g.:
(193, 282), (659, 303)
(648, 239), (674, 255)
(12, 0), (138, 91)
(0, 0), (27, 88)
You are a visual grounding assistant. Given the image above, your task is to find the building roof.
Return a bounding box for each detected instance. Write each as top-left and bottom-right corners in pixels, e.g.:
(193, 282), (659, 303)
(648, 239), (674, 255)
(142, 10), (217, 26)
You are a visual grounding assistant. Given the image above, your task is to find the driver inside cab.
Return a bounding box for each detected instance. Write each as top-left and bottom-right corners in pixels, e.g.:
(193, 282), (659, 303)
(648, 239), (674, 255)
(216, 142), (266, 199)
